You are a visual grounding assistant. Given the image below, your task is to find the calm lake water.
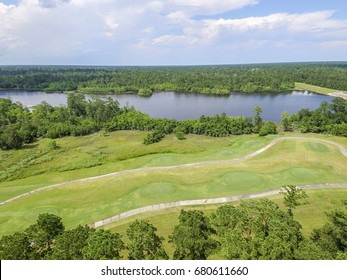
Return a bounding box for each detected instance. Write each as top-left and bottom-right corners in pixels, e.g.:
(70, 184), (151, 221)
(0, 90), (333, 122)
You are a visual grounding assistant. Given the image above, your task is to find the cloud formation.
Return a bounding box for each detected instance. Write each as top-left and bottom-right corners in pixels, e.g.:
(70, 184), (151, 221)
(169, 0), (260, 15)
(38, 0), (70, 8)
(0, 0), (346, 64)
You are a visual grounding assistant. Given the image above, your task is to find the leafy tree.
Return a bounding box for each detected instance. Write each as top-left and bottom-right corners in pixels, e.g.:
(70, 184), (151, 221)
(48, 225), (95, 260)
(82, 229), (124, 260)
(312, 208), (347, 257)
(126, 220), (168, 260)
(259, 121), (277, 136)
(336, 251), (347, 260)
(138, 88), (153, 97)
(211, 200), (303, 260)
(143, 130), (165, 145)
(169, 210), (218, 260)
(0, 98), (13, 125)
(25, 213), (65, 259)
(289, 98), (347, 136)
(67, 92), (87, 117)
(174, 127), (186, 140)
(19, 121), (37, 144)
(281, 185), (308, 216)
(0, 124), (24, 150)
(0, 232), (33, 260)
(281, 111), (291, 131)
(294, 239), (332, 260)
(253, 106), (263, 132)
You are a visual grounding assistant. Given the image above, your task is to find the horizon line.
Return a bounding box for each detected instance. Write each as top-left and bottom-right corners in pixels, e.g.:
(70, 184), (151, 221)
(1, 60), (347, 68)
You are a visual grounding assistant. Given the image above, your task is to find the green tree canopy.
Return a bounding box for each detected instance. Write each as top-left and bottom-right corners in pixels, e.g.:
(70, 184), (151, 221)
(169, 210), (218, 260)
(126, 220), (168, 260)
(312, 207), (347, 257)
(0, 232), (33, 260)
(211, 199), (303, 260)
(48, 225), (95, 260)
(82, 229), (124, 260)
(25, 213), (65, 259)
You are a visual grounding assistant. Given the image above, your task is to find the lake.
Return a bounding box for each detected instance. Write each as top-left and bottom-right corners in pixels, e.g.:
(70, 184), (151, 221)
(0, 90), (333, 122)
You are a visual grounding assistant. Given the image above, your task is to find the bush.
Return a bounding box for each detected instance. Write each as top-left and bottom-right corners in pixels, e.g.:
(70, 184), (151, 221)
(174, 127), (186, 140)
(138, 88), (153, 97)
(259, 121), (278, 136)
(48, 140), (59, 150)
(143, 130), (165, 145)
(0, 125), (24, 150)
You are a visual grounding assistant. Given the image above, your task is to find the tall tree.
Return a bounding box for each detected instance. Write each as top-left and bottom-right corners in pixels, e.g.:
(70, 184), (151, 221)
(126, 220), (168, 260)
(48, 225), (95, 260)
(82, 229), (124, 260)
(281, 111), (291, 131)
(25, 213), (65, 259)
(67, 92), (87, 117)
(0, 232), (33, 260)
(312, 207), (347, 257)
(281, 185), (308, 216)
(211, 200), (303, 260)
(169, 210), (218, 260)
(253, 106), (263, 132)
(0, 124), (24, 150)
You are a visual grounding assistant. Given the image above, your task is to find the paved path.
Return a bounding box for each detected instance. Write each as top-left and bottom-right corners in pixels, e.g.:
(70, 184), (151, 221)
(91, 183), (347, 228)
(327, 92), (347, 100)
(1, 136), (346, 207)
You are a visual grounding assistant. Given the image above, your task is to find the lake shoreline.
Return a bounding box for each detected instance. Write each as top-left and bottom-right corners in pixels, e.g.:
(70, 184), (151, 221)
(0, 90), (334, 122)
(294, 82), (347, 99)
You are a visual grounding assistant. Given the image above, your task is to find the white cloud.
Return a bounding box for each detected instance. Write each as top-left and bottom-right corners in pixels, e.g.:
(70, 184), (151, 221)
(169, 0), (259, 15)
(153, 34), (198, 47)
(195, 10), (347, 43)
(0, 0), (347, 64)
(204, 11), (346, 34)
(38, 0), (70, 8)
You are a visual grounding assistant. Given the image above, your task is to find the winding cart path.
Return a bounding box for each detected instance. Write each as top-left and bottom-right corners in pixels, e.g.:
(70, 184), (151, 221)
(1, 136), (346, 209)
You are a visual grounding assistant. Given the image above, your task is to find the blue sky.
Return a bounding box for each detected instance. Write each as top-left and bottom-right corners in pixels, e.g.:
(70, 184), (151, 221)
(0, 0), (347, 65)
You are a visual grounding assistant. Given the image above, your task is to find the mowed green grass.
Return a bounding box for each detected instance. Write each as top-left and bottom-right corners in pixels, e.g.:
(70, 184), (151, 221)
(0, 135), (346, 236)
(0, 131), (276, 201)
(295, 82), (347, 94)
(103, 188), (347, 259)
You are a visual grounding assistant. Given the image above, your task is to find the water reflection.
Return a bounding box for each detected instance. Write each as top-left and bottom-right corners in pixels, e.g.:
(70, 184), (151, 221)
(0, 90), (333, 122)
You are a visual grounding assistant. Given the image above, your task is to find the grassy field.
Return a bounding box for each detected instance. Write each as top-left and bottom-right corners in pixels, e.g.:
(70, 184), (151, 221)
(0, 132), (346, 237)
(102, 188), (347, 259)
(0, 131), (276, 201)
(295, 82), (347, 95)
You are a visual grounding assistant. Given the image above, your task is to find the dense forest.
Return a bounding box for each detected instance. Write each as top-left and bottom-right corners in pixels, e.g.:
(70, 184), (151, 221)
(1, 63), (347, 95)
(1, 188), (346, 260)
(1, 93), (347, 150)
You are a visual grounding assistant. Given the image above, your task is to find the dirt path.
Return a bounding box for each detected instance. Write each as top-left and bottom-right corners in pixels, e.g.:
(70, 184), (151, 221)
(1, 136), (346, 206)
(91, 183), (347, 228)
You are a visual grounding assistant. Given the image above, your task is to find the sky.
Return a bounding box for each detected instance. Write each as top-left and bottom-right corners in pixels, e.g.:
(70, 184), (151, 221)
(0, 0), (347, 65)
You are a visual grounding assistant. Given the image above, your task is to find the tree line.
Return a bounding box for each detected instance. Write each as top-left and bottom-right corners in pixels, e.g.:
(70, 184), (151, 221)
(281, 97), (347, 137)
(1, 93), (347, 150)
(0, 93), (278, 150)
(1, 187), (346, 260)
(1, 63), (347, 95)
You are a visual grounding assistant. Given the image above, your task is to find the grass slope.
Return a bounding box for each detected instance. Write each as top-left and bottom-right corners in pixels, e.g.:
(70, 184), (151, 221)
(0, 132), (275, 201)
(0, 134), (346, 236)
